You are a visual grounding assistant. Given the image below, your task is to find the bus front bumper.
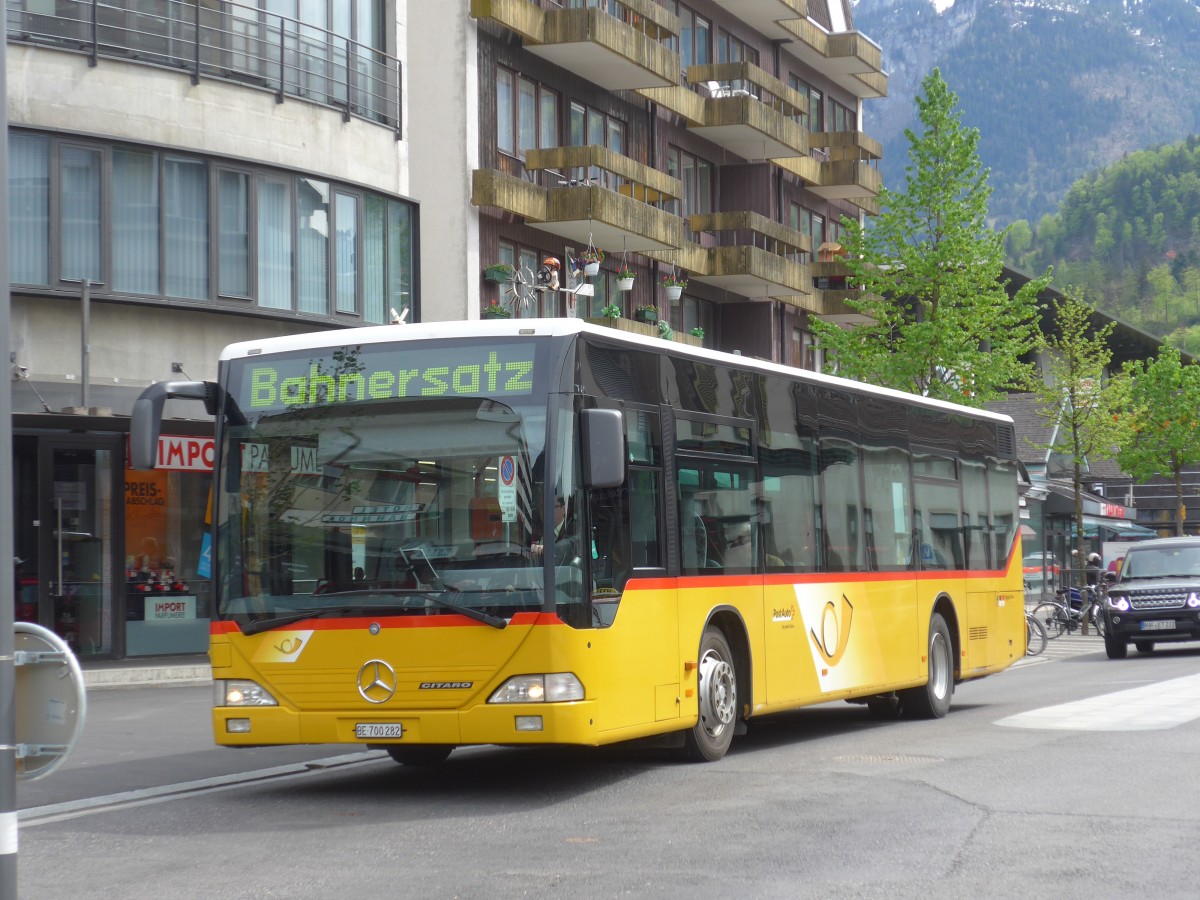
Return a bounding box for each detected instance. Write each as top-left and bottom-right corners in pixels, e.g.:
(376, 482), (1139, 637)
(213, 699), (601, 748)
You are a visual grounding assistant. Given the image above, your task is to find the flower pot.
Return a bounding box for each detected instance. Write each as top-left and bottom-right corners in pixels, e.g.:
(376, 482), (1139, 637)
(635, 309), (658, 324)
(483, 265), (512, 283)
(664, 285), (683, 301)
(616, 277), (635, 291)
(584, 261), (600, 277)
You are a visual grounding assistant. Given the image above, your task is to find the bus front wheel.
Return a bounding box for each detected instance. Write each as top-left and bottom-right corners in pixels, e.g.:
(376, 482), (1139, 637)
(899, 612), (954, 719)
(683, 628), (738, 762)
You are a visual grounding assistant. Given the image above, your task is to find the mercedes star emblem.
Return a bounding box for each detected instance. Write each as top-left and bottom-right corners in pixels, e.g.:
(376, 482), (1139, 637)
(357, 659), (397, 704)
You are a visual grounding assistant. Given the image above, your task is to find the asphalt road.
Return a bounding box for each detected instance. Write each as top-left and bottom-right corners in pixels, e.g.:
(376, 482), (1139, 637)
(16, 634), (1200, 899)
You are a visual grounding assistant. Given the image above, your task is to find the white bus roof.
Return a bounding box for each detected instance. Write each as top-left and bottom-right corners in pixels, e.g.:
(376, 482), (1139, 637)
(219, 318), (1014, 426)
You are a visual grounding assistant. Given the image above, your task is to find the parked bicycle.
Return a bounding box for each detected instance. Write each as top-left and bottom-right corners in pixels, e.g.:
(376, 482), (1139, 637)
(1030, 585), (1106, 639)
(1025, 611), (1047, 656)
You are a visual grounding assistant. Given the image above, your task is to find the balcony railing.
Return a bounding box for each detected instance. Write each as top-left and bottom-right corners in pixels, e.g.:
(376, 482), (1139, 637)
(6, 0), (402, 136)
(684, 61), (808, 160)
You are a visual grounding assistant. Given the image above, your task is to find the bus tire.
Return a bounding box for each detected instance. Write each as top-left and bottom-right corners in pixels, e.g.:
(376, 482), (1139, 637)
(682, 628), (738, 762)
(900, 612), (954, 719)
(385, 745), (453, 766)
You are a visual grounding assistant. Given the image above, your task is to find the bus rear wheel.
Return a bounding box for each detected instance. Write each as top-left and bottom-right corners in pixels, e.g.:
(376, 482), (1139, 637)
(899, 612), (954, 719)
(683, 628), (738, 762)
(385, 745), (454, 766)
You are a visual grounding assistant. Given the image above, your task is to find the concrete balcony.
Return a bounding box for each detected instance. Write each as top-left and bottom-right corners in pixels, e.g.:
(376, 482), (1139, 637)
(688, 211), (813, 298)
(470, 0), (679, 90)
(712, 0), (809, 41)
(782, 17), (888, 99)
(775, 149), (882, 208)
(809, 260), (875, 323)
(472, 145), (685, 252)
(684, 62), (809, 160)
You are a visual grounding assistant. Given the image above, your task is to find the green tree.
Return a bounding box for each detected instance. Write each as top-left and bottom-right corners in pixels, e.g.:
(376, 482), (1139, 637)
(1031, 289), (1131, 627)
(811, 69), (1051, 405)
(1119, 347), (1200, 536)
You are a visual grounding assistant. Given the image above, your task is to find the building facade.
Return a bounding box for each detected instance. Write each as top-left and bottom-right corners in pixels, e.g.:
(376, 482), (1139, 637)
(6, 0), (417, 657)
(412, 0), (884, 362)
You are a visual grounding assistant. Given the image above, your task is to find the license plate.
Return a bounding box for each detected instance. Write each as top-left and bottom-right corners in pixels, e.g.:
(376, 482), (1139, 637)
(355, 723), (404, 739)
(1141, 620), (1175, 631)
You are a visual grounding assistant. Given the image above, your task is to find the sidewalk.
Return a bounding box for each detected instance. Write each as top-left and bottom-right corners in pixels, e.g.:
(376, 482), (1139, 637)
(81, 654), (212, 690)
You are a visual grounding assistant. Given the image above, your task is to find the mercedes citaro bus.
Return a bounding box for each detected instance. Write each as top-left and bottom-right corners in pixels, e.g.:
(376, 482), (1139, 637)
(131, 319), (1025, 764)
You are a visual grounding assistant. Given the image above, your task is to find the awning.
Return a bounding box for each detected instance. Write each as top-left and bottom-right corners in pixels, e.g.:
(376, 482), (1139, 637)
(1082, 517), (1158, 538)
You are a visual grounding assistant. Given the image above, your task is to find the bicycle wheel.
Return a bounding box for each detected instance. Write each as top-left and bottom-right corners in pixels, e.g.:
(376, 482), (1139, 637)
(1090, 605), (1106, 639)
(1031, 602), (1068, 639)
(1025, 614), (1047, 656)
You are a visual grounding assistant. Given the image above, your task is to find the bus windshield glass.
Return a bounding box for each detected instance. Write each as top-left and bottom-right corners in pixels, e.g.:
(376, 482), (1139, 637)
(215, 339), (555, 629)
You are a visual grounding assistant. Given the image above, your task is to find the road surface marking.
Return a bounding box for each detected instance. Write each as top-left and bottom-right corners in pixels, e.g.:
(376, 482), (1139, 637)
(996, 672), (1200, 731)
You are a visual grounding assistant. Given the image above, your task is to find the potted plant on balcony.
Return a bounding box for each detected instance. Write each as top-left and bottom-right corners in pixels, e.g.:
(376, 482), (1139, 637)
(615, 267), (635, 291)
(483, 263), (514, 283)
(657, 320), (675, 341)
(661, 273), (687, 301)
(690, 327), (705, 339)
(579, 248), (604, 276)
(482, 300), (512, 319)
(600, 303), (622, 319)
(635, 304), (659, 324)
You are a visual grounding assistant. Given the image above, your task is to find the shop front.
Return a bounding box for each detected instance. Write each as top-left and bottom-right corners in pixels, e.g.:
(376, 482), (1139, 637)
(14, 424), (213, 659)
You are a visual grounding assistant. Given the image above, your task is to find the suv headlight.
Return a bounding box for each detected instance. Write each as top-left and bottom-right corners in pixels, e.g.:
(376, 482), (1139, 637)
(215, 679), (278, 707)
(1106, 594), (1130, 612)
(489, 673), (584, 703)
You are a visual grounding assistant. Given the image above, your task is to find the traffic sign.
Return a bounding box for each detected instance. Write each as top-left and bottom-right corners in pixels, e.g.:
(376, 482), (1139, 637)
(14, 623), (87, 781)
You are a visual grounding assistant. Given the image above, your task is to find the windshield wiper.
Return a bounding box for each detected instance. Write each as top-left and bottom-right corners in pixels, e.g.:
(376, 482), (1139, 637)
(236, 588), (507, 634)
(240, 606), (359, 636)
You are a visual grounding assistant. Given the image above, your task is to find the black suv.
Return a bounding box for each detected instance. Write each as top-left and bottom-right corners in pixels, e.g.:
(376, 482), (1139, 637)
(1102, 536), (1200, 659)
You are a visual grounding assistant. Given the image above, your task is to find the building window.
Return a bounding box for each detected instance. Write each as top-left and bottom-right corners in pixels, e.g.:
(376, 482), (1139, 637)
(666, 147), (713, 223)
(830, 99), (855, 132)
(60, 145), (103, 285)
(218, 169), (251, 298)
(568, 102), (624, 187)
(9, 133), (49, 286)
(717, 30), (759, 66)
(297, 177), (330, 315)
(165, 157), (209, 301)
(113, 147), (159, 296)
(498, 69), (561, 159)
(497, 69), (515, 154)
(335, 192), (359, 313)
(9, 130), (416, 325)
(675, 5), (711, 71)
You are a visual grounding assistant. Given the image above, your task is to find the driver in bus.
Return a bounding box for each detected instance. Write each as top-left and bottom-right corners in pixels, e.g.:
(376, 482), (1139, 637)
(531, 497), (579, 565)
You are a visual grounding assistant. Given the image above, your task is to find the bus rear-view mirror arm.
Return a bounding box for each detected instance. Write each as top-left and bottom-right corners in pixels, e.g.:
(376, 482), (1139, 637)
(130, 380), (219, 469)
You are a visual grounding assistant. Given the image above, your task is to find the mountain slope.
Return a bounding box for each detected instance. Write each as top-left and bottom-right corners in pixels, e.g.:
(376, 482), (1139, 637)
(852, 0), (1200, 227)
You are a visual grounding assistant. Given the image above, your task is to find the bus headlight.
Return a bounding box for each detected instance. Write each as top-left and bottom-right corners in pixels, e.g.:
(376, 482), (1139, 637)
(489, 673), (584, 703)
(215, 679), (278, 707)
(1107, 594), (1130, 612)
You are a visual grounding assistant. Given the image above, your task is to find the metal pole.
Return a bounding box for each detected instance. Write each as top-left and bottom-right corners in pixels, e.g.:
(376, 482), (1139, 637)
(0, 6), (20, 895)
(81, 280), (90, 411)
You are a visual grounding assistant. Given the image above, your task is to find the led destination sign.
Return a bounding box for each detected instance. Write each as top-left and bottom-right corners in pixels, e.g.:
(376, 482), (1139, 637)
(236, 343), (540, 412)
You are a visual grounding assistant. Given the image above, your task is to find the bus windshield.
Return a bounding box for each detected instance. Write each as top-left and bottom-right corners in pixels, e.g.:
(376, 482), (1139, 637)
(215, 341), (559, 630)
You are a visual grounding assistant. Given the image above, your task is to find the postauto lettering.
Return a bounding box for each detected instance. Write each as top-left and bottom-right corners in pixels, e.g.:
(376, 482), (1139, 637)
(243, 346), (537, 411)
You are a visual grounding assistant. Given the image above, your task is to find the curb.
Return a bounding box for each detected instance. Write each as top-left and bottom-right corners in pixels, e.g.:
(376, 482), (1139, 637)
(84, 665), (213, 690)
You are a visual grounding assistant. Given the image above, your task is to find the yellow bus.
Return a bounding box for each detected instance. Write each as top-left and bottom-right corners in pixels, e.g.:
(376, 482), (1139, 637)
(131, 319), (1025, 764)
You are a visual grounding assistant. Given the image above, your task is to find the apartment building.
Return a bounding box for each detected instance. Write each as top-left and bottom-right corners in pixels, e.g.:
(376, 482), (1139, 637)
(411, 0), (885, 361)
(5, 0), (416, 658)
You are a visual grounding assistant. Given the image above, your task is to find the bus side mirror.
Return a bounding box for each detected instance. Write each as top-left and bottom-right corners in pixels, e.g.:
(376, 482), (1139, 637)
(581, 409), (625, 489)
(130, 380), (218, 469)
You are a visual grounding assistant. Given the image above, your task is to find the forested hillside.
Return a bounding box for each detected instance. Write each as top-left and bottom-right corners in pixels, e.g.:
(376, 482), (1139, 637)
(853, 0), (1200, 227)
(1008, 138), (1200, 351)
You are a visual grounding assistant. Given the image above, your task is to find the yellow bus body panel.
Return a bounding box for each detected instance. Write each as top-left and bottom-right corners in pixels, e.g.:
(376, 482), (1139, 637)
(211, 549), (1024, 749)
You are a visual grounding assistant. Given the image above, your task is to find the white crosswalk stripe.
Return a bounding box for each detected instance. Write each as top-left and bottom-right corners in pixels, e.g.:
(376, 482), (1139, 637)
(996, 672), (1200, 731)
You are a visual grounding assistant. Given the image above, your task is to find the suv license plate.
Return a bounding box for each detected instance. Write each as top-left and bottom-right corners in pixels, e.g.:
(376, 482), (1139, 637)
(1141, 620), (1174, 631)
(356, 723), (404, 739)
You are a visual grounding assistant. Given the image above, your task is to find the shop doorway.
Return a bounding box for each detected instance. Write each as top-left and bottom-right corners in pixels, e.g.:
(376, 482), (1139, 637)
(36, 437), (123, 657)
